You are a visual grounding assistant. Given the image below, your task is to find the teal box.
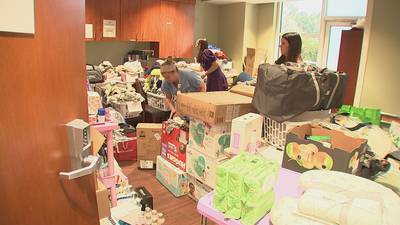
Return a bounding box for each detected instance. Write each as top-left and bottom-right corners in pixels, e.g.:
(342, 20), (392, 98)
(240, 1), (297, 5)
(156, 156), (188, 197)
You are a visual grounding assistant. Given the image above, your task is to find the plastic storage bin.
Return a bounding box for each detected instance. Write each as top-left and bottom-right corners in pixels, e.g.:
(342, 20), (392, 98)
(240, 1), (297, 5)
(264, 110), (330, 150)
(146, 92), (170, 111)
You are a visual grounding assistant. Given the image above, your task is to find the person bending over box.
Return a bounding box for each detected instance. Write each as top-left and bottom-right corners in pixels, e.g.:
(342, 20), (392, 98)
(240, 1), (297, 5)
(160, 58), (206, 118)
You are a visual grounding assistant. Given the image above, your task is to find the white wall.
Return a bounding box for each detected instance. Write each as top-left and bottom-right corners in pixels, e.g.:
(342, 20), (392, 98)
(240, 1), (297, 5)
(359, 0), (400, 114)
(256, 3), (277, 63)
(194, 0), (220, 46)
(218, 2), (247, 71)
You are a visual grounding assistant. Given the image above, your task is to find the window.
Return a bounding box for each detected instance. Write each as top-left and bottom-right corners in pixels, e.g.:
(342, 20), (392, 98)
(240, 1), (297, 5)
(277, 0), (368, 67)
(326, 25), (352, 70)
(326, 0), (367, 17)
(280, 0), (323, 63)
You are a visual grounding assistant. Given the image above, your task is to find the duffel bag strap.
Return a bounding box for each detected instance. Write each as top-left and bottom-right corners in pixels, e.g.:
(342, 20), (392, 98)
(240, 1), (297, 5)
(326, 72), (340, 109)
(311, 72), (320, 108)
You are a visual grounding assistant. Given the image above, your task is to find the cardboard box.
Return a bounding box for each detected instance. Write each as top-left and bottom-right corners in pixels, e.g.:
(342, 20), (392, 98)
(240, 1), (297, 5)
(186, 147), (228, 188)
(96, 179), (111, 219)
(187, 175), (213, 202)
(244, 48), (267, 77)
(229, 85), (255, 97)
(137, 123), (162, 169)
(88, 91), (102, 115)
(283, 124), (367, 174)
(188, 118), (231, 159)
(161, 121), (188, 171)
(230, 113), (263, 154)
(176, 92), (254, 125)
(156, 156), (188, 197)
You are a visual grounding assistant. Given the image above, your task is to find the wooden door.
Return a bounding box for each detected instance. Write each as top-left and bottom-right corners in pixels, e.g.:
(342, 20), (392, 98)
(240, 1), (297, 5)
(121, 0), (142, 41)
(160, 0), (177, 58)
(85, 0), (97, 40)
(175, 2), (195, 58)
(97, 0), (121, 40)
(0, 0), (99, 225)
(141, 0), (162, 42)
(337, 28), (364, 105)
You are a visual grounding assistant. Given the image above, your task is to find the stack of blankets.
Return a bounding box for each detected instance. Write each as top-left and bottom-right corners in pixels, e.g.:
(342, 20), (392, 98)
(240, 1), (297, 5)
(103, 82), (144, 104)
(271, 170), (400, 225)
(214, 153), (278, 225)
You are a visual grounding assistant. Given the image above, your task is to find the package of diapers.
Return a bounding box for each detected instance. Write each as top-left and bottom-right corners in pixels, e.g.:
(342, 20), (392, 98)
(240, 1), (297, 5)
(299, 170), (400, 225)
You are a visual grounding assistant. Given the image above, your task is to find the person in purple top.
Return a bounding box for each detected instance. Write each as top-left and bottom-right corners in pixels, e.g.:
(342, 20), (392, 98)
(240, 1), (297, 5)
(196, 39), (228, 92)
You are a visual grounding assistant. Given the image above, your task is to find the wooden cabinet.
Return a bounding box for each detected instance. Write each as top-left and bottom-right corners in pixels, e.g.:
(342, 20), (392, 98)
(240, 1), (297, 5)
(85, 0), (121, 40)
(97, 0), (121, 40)
(121, 0), (142, 41)
(175, 2), (195, 58)
(159, 0), (194, 58)
(121, 0), (161, 42)
(141, 0), (162, 41)
(160, 0), (177, 57)
(85, 0), (97, 40)
(86, 0), (194, 58)
(165, 0), (195, 3)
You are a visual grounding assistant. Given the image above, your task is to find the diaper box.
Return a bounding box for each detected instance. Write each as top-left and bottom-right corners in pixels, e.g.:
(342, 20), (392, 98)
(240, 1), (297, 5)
(186, 147), (228, 189)
(176, 91), (254, 125)
(161, 121), (189, 171)
(229, 113), (263, 154)
(187, 175), (213, 202)
(156, 156), (188, 197)
(188, 118), (231, 159)
(283, 124), (367, 174)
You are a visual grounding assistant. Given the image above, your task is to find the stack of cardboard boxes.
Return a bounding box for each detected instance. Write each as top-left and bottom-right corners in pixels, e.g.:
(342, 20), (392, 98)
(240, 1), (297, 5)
(174, 91), (256, 200)
(141, 91), (261, 201)
(157, 119), (190, 197)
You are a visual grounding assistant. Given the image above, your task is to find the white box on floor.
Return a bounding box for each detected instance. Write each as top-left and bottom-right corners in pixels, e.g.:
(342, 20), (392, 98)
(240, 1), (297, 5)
(188, 118), (231, 159)
(187, 175), (213, 202)
(186, 147), (228, 189)
(156, 156), (188, 197)
(230, 113), (263, 154)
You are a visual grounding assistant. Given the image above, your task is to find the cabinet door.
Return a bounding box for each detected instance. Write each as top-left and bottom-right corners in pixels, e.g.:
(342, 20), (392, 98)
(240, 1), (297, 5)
(164, 0), (195, 3)
(141, 0), (162, 42)
(85, 0), (97, 40)
(121, 0), (141, 41)
(159, 0), (177, 58)
(175, 2), (195, 58)
(337, 29), (364, 105)
(97, 0), (121, 40)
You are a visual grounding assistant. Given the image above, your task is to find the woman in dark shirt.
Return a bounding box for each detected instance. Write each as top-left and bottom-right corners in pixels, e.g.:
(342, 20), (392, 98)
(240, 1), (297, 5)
(196, 39), (228, 92)
(275, 32), (303, 64)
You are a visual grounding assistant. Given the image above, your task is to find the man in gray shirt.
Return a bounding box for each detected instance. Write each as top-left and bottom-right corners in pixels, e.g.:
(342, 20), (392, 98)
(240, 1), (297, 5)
(160, 59), (206, 117)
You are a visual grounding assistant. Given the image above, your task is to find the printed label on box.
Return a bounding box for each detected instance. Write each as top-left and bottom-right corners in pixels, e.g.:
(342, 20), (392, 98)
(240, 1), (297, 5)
(140, 160), (154, 169)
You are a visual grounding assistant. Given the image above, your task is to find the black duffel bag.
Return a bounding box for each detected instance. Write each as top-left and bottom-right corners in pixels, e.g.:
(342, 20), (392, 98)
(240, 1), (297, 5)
(252, 63), (347, 122)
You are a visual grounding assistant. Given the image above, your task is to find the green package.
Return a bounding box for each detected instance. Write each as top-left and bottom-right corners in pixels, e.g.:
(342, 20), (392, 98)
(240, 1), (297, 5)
(339, 105), (381, 125)
(213, 153), (278, 224)
(214, 154), (249, 212)
(240, 190), (275, 225)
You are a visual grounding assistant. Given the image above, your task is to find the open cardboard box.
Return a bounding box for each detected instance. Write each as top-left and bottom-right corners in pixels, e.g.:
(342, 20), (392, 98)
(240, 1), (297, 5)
(176, 91), (254, 125)
(282, 124), (367, 174)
